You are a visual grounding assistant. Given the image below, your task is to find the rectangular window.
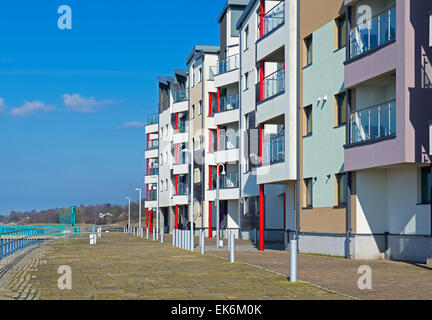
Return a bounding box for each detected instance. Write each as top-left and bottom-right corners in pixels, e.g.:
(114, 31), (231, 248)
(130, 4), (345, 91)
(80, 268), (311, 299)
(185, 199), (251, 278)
(199, 68), (202, 82)
(199, 100), (202, 115)
(244, 72), (249, 90)
(335, 15), (346, 49)
(245, 26), (250, 50)
(304, 178), (313, 208)
(304, 105), (312, 136)
(192, 105), (195, 118)
(304, 35), (313, 67)
(335, 92), (347, 126)
(165, 179), (168, 191)
(421, 167), (431, 204)
(336, 173), (347, 206)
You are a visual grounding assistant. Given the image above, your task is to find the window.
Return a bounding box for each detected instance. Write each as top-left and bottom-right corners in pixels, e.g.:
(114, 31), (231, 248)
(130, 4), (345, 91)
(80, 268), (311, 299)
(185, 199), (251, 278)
(421, 167), (431, 204)
(304, 105), (312, 136)
(192, 105), (195, 118)
(160, 180), (164, 191)
(304, 178), (313, 208)
(199, 68), (202, 83)
(165, 124), (168, 136)
(160, 153), (163, 165)
(245, 26), (250, 50)
(199, 100), (202, 115)
(335, 173), (347, 206)
(335, 15), (346, 50)
(304, 35), (313, 67)
(244, 72), (249, 90)
(335, 92), (347, 126)
(165, 179), (168, 191)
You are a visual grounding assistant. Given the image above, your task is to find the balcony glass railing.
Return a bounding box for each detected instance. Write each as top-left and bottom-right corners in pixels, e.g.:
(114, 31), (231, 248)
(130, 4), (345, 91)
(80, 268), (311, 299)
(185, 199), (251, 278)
(173, 151), (188, 165)
(148, 167), (159, 176)
(174, 121), (189, 134)
(147, 140), (159, 151)
(256, 68), (285, 103)
(146, 113), (159, 125)
(176, 183), (189, 196)
(218, 94), (239, 113)
(217, 54), (239, 75)
(175, 90), (188, 103)
(212, 172), (239, 190)
(262, 1), (285, 37)
(350, 100), (396, 144)
(148, 190), (157, 201)
(349, 6), (396, 59)
(218, 135), (240, 151)
(264, 134), (285, 165)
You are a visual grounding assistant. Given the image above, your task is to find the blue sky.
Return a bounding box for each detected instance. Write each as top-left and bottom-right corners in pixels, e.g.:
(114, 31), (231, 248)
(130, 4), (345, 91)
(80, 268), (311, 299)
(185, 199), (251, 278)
(0, 0), (221, 214)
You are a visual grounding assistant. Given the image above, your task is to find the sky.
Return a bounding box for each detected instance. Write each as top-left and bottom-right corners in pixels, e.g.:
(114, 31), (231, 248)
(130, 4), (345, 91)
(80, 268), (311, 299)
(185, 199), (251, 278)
(0, 0), (222, 214)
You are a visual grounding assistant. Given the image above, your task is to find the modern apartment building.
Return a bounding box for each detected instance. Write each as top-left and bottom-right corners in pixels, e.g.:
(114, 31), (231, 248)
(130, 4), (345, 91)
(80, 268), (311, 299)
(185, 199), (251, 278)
(186, 45), (220, 235)
(342, 0), (432, 262)
(237, 0), (298, 250)
(296, 0), (348, 257)
(143, 0), (432, 263)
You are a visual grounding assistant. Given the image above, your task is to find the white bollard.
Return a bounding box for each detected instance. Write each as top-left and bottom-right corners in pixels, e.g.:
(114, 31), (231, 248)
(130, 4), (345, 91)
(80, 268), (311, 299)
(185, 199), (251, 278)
(172, 229), (176, 247)
(230, 233), (235, 263)
(200, 230), (205, 255)
(153, 228), (155, 241)
(141, 228), (144, 238)
(89, 234), (97, 245)
(161, 231), (164, 243)
(228, 230), (231, 251)
(146, 227), (149, 239)
(290, 238), (297, 282)
(98, 227), (102, 238)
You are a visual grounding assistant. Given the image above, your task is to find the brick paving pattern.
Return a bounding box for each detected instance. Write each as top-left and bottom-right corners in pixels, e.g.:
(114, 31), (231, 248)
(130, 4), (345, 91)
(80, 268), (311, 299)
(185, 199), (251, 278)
(0, 233), (346, 300)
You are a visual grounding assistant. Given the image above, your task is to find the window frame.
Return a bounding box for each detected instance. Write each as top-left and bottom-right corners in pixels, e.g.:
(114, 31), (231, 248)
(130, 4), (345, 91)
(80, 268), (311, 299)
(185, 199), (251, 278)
(304, 178), (313, 208)
(421, 167), (431, 204)
(303, 105), (313, 136)
(335, 173), (347, 206)
(335, 14), (347, 50)
(304, 34), (313, 67)
(335, 92), (347, 127)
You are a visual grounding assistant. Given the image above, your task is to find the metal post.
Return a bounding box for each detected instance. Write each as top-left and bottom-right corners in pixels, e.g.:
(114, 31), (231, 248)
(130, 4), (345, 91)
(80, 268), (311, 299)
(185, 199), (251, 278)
(146, 227), (149, 239)
(216, 164), (220, 248)
(153, 228), (155, 241)
(228, 229), (231, 251)
(290, 235), (298, 282)
(200, 230), (205, 254)
(230, 233), (235, 263)
(138, 188), (142, 230)
(161, 230), (164, 243)
(190, 149), (194, 252)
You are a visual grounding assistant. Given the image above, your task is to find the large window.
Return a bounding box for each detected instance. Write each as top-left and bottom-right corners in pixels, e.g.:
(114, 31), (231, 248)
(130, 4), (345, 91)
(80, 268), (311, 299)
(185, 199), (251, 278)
(421, 167), (431, 204)
(304, 35), (313, 67)
(335, 15), (346, 50)
(244, 72), (249, 91)
(336, 173), (347, 206)
(335, 92), (347, 126)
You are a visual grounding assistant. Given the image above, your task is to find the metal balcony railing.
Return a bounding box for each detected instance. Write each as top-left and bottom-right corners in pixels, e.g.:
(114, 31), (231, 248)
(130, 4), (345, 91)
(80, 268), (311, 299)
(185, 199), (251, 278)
(349, 6), (396, 59)
(264, 133), (285, 165)
(174, 121), (189, 134)
(146, 113), (159, 125)
(261, 1), (285, 38)
(349, 99), (396, 144)
(256, 68), (285, 103)
(173, 150), (189, 165)
(211, 172), (239, 190)
(148, 167), (159, 176)
(217, 94), (239, 113)
(175, 183), (189, 196)
(174, 90), (188, 103)
(148, 190), (157, 201)
(147, 140), (159, 151)
(217, 54), (239, 75)
(218, 135), (240, 151)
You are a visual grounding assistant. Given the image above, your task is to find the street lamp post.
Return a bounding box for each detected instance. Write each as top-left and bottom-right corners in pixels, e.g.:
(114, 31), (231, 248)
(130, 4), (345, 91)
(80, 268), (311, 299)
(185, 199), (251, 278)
(216, 163), (225, 249)
(136, 188), (142, 232)
(125, 197), (131, 232)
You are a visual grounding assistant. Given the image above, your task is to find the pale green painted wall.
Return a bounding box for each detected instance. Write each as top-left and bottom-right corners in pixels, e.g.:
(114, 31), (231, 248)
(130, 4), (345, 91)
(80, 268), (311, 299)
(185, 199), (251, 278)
(302, 21), (346, 208)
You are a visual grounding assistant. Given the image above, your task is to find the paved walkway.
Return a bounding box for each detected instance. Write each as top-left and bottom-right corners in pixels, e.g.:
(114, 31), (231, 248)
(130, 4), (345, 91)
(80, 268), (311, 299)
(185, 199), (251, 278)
(208, 247), (432, 300)
(0, 233), (346, 300)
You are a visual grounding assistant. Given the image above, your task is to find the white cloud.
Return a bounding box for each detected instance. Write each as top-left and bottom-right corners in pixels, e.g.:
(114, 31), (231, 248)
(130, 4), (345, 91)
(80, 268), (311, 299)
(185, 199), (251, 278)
(123, 121), (146, 128)
(10, 101), (55, 117)
(0, 98), (5, 112)
(62, 93), (114, 113)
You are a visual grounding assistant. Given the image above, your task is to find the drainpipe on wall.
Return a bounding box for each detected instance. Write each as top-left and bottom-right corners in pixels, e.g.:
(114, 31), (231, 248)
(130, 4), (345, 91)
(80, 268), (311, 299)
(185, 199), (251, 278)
(345, 89), (352, 260)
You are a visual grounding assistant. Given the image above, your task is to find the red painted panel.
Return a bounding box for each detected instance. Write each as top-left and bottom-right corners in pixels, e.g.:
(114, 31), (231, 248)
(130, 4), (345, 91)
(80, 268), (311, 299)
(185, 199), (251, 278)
(259, 184), (265, 251)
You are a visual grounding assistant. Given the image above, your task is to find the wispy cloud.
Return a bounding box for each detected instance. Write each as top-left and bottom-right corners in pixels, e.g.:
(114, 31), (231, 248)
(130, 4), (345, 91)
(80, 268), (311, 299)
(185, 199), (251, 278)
(0, 98), (6, 113)
(117, 121), (146, 129)
(10, 101), (55, 117)
(62, 94), (114, 113)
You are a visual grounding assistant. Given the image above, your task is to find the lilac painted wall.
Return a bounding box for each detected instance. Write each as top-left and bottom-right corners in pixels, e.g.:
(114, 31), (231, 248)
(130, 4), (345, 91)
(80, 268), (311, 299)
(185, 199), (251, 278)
(344, 0), (432, 172)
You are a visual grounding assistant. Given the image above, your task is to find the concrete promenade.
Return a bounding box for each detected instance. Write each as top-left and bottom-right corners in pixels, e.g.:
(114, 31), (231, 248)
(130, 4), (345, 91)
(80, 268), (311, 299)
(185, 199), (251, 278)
(0, 233), (346, 300)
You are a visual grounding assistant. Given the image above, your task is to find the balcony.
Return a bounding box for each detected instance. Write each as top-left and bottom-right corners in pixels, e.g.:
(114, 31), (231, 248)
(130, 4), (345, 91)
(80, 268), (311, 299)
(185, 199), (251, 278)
(349, 100), (396, 145)
(147, 140), (159, 151)
(172, 90), (189, 113)
(172, 121), (189, 144)
(256, 68), (285, 104)
(216, 54), (239, 75)
(214, 54), (240, 87)
(349, 6), (396, 60)
(260, 1), (285, 39)
(148, 190), (157, 201)
(263, 132), (285, 165)
(214, 94), (240, 126)
(174, 120), (189, 134)
(214, 135), (240, 164)
(211, 172), (239, 190)
(145, 113), (159, 134)
(148, 167), (159, 176)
